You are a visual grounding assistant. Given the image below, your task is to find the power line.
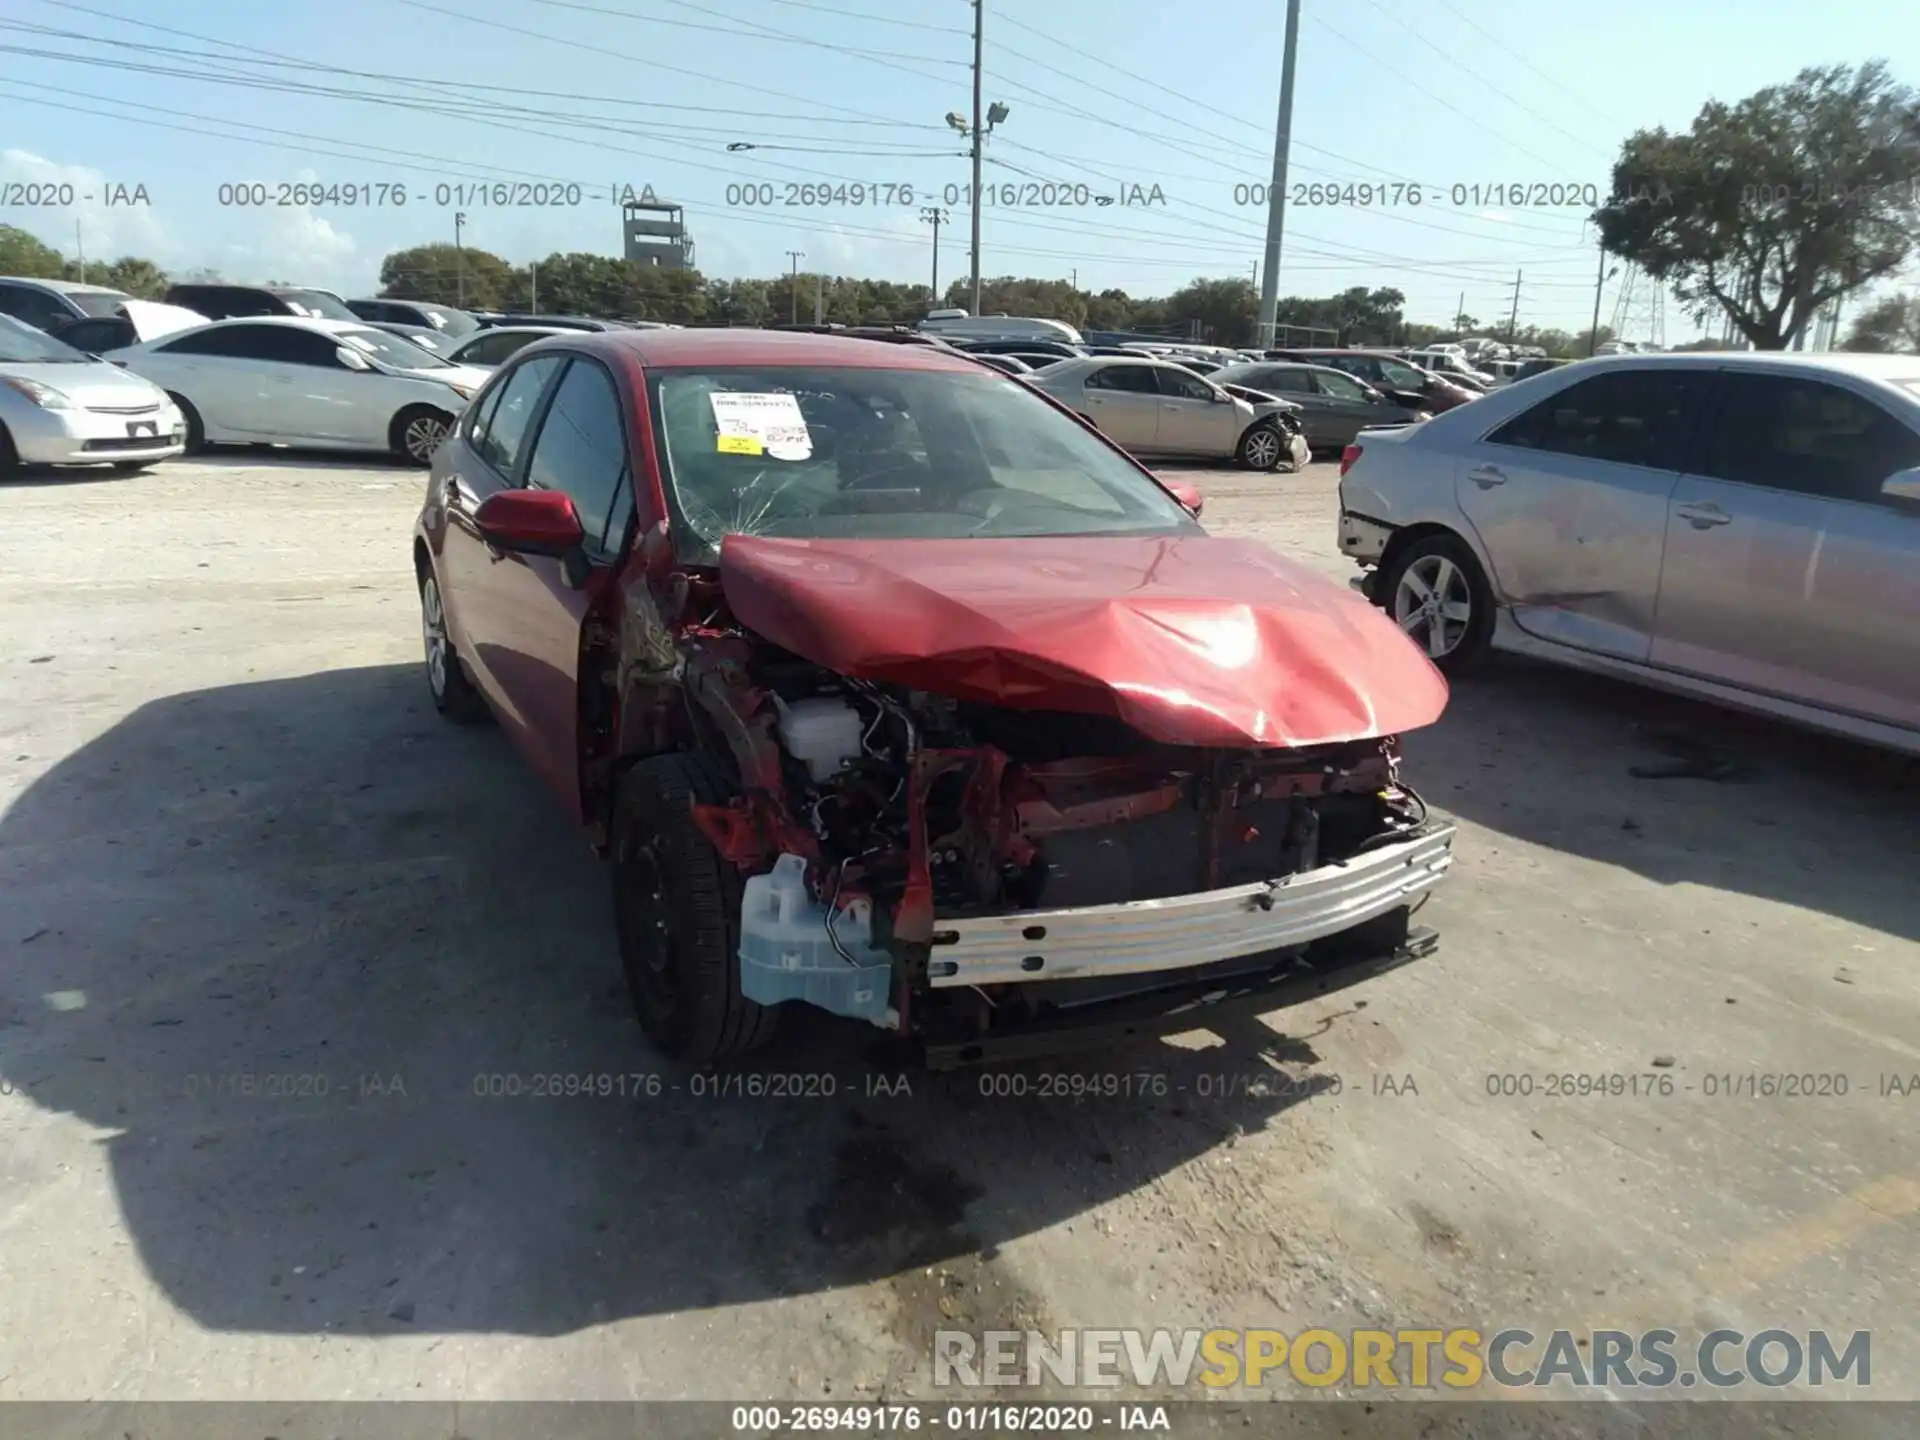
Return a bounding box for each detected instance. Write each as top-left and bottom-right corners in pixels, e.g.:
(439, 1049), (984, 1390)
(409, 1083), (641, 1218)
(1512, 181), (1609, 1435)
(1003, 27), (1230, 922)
(1422, 0), (1640, 133)
(528, 0), (967, 69)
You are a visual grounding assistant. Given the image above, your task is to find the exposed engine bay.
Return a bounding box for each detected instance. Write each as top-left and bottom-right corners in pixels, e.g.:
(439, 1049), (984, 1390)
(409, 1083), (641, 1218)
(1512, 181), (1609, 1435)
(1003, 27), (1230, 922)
(677, 635), (1444, 1054)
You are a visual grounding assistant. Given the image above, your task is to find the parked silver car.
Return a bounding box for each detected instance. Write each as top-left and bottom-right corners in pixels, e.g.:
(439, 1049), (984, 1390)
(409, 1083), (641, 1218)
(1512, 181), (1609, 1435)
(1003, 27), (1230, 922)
(1336, 352), (1920, 752)
(444, 324), (574, 370)
(1027, 355), (1309, 471)
(0, 314), (185, 472)
(1210, 361), (1429, 450)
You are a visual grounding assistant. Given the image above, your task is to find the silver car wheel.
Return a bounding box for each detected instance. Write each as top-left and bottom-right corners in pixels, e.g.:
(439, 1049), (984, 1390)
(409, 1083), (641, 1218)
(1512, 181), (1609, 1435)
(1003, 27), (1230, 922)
(404, 413), (451, 463)
(421, 575), (449, 696)
(1241, 427), (1282, 469)
(1393, 554), (1473, 659)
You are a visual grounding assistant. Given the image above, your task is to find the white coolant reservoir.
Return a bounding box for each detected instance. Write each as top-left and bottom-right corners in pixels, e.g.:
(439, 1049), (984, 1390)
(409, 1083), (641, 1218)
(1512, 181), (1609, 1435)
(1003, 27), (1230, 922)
(773, 695), (865, 782)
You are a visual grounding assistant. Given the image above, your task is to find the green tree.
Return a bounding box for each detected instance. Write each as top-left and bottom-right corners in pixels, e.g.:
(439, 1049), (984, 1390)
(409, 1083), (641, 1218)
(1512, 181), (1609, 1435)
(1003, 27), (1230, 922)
(77, 257), (170, 299)
(380, 244), (514, 309)
(1841, 292), (1920, 351)
(1593, 61), (1920, 350)
(1165, 276), (1257, 345)
(0, 224), (66, 277)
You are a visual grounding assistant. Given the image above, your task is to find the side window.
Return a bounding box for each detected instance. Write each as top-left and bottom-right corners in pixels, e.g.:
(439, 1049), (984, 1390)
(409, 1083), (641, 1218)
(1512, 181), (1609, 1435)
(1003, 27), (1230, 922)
(466, 376), (509, 447)
(477, 354), (565, 477)
(1255, 369), (1310, 394)
(57, 318), (133, 353)
(256, 327), (349, 366)
(1488, 369), (1708, 471)
(1155, 367), (1217, 401)
(0, 285), (72, 331)
(159, 324), (281, 359)
(524, 360), (633, 554)
(1316, 370), (1369, 400)
(1701, 373), (1920, 504)
(1090, 364), (1162, 395)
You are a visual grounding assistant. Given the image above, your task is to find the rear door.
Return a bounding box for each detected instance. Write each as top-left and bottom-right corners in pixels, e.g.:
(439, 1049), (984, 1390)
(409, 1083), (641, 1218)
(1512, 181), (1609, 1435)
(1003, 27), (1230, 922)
(1460, 366), (1708, 661)
(1079, 363), (1162, 449)
(138, 323), (289, 437)
(1151, 365), (1237, 455)
(1650, 369), (1920, 728)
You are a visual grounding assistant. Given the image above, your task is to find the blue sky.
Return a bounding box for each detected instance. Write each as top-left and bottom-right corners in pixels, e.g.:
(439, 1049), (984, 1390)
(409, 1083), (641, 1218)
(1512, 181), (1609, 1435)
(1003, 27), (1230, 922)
(3, 0), (1915, 338)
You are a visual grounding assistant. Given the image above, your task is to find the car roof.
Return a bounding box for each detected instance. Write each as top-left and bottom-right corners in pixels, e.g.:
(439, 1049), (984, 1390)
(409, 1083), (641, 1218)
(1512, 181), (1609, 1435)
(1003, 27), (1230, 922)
(156, 315), (372, 335)
(567, 327), (988, 372)
(0, 276), (129, 297)
(1564, 351), (1920, 379)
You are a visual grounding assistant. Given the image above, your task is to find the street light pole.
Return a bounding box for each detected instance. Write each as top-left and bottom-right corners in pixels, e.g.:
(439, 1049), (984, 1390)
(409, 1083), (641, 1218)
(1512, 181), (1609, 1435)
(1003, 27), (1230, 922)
(786, 250), (805, 325)
(1588, 244), (1611, 356)
(454, 212), (468, 308)
(969, 0), (984, 313)
(920, 206), (947, 303)
(1254, 0), (1302, 348)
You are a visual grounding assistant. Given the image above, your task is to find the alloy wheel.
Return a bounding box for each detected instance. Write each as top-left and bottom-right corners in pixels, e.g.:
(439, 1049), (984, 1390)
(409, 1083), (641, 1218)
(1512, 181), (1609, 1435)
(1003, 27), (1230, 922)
(1242, 427), (1281, 469)
(404, 414), (450, 463)
(1393, 553), (1474, 659)
(421, 575), (449, 696)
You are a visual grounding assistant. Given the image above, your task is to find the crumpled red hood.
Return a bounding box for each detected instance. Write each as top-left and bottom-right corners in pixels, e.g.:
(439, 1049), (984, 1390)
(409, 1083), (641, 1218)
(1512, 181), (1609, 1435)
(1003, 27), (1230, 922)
(718, 533), (1448, 748)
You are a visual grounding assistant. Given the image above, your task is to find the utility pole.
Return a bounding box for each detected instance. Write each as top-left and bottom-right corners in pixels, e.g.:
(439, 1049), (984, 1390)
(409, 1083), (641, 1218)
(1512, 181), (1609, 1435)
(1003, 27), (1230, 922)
(1254, 0), (1302, 349)
(969, 0), (984, 314)
(1455, 291), (1465, 333)
(786, 250), (804, 325)
(920, 206), (946, 303)
(1587, 245), (1609, 356)
(74, 220), (85, 284)
(454, 212), (468, 308)
(1506, 270), (1522, 342)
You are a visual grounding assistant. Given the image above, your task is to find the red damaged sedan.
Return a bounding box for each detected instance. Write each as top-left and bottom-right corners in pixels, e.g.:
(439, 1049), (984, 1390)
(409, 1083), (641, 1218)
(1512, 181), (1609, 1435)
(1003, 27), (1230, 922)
(413, 329), (1455, 1066)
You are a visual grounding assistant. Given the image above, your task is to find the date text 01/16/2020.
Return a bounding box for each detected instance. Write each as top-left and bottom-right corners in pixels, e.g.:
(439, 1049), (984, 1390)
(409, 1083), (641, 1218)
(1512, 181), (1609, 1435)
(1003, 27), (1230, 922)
(212, 181), (664, 208)
(1231, 181), (1607, 208)
(724, 180), (1168, 208)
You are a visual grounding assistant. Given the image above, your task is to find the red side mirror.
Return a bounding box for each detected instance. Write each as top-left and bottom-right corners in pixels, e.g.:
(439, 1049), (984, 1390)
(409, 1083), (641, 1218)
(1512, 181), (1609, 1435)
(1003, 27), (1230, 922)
(474, 488), (585, 556)
(1165, 479), (1203, 518)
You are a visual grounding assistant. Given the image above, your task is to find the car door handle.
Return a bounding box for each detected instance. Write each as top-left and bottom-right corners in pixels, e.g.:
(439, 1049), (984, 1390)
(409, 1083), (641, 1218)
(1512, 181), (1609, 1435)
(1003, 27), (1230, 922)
(1675, 501), (1732, 528)
(1467, 465), (1507, 488)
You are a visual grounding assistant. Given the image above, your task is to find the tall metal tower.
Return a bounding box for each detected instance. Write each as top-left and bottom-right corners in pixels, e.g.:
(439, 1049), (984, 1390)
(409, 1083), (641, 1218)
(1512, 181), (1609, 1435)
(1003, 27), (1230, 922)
(1608, 263), (1666, 349)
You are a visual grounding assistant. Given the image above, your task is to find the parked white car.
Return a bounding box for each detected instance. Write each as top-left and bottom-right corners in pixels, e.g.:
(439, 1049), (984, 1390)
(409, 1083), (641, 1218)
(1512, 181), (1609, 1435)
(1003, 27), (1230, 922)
(114, 317), (489, 464)
(1336, 351), (1920, 753)
(1027, 355), (1310, 471)
(0, 314), (184, 472)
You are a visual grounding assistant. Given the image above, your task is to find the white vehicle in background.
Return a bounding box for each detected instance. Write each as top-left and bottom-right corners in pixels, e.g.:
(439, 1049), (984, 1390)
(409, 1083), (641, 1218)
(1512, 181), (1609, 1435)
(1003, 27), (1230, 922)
(114, 316), (489, 465)
(917, 313), (1085, 346)
(0, 314), (185, 473)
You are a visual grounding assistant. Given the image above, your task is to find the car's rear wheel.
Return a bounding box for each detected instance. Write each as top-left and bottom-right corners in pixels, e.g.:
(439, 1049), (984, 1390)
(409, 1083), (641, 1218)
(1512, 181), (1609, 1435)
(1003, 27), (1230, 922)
(167, 394), (204, 453)
(391, 405), (454, 467)
(1235, 421), (1285, 472)
(1380, 532), (1494, 674)
(419, 568), (488, 722)
(611, 753), (779, 1064)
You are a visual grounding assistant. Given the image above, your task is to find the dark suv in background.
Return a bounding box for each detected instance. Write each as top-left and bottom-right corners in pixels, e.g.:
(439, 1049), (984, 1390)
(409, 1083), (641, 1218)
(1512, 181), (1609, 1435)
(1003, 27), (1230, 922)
(348, 298), (479, 337)
(161, 283), (360, 322)
(1270, 349), (1476, 413)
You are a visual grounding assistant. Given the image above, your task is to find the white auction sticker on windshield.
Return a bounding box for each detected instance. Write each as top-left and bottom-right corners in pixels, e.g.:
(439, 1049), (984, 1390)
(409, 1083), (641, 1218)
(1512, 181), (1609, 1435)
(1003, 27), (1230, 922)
(709, 391), (812, 461)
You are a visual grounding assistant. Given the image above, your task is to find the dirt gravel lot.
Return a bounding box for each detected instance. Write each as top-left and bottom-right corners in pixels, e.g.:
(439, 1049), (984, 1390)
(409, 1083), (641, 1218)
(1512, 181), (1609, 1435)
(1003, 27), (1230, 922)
(1, 453), (1916, 1428)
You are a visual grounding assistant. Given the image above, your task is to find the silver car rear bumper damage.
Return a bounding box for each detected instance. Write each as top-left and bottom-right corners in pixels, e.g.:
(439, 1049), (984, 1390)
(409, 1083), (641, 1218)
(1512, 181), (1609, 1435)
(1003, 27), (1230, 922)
(926, 822), (1455, 987)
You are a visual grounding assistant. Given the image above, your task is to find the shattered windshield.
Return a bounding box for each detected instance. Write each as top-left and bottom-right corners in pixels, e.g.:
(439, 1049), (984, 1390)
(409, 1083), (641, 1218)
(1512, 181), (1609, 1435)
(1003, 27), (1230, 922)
(648, 365), (1202, 565)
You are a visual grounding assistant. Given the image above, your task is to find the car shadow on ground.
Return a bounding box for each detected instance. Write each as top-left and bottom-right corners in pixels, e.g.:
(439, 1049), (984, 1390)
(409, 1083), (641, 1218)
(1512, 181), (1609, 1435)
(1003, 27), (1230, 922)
(0, 664), (1337, 1340)
(176, 448), (420, 472)
(1408, 653), (1920, 943)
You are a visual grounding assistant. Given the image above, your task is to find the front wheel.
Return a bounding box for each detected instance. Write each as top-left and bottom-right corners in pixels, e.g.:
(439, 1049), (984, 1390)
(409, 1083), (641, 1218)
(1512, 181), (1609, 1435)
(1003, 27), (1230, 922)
(391, 405), (454, 467)
(167, 394), (204, 453)
(1378, 532), (1494, 674)
(1235, 422), (1285, 472)
(612, 754), (779, 1064)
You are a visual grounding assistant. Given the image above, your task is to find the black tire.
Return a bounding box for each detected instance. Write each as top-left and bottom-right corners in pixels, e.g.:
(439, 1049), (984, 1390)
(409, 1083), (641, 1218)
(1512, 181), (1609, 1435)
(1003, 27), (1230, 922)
(0, 423), (18, 475)
(391, 405), (454, 467)
(611, 753), (779, 1064)
(168, 394), (204, 453)
(418, 567), (488, 723)
(1235, 421), (1286, 472)
(1376, 531), (1495, 675)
